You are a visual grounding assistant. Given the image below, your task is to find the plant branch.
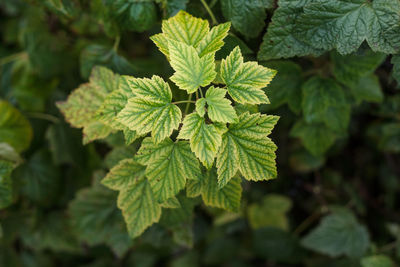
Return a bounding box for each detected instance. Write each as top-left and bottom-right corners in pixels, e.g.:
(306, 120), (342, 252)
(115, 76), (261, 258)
(173, 100), (196, 105)
(113, 35), (121, 52)
(184, 93), (193, 115)
(200, 0), (218, 25)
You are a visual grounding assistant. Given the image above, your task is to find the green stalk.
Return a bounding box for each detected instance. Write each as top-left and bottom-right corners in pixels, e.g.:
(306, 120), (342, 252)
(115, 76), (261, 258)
(200, 0), (218, 25)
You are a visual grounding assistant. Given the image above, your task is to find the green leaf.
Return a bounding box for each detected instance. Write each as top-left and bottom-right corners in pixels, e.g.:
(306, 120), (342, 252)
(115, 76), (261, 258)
(102, 159), (146, 191)
(196, 86), (237, 123)
(290, 120), (337, 156)
(201, 169), (242, 212)
(117, 75), (182, 143)
(220, 0), (266, 38)
(361, 255), (395, 267)
(221, 47), (276, 104)
(261, 60), (303, 113)
(258, 0), (323, 60)
(248, 194), (292, 230)
(331, 49), (386, 87)
(197, 22), (231, 57)
(68, 178), (133, 257)
(169, 40), (216, 93)
(301, 208), (370, 258)
(57, 66), (118, 144)
(216, 112), (279, 187)
(0, 160), (14, 209)
(178, 113), (222, 169)
(159, 0), (189, 17)
(0, 100), (32, 153)
(350, 74), (383, 104)
(117, 175), (161, 238)
(0, 143), (21, 164)
(160, 196), (181, 209)
(135, 138), (201, 202)
(294, 0), (400, 55)
(302, 76), (351, 132)
(392, 55), (400, 85)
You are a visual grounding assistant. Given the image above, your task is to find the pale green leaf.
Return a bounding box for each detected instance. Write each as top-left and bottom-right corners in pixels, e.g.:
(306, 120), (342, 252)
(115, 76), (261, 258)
(135, 138), (201, 202)
(102, 159), (146, 191)
(361, 255), (395, 267)
(248, 194), (292, 230)
(117, 176), (161, 238)
(57, 66), (118, 144)
(221, 47), (276, 104)
(178, 113), (222, 169)
(0, 100), (33, 153)
(117, 76), (182, 143)
(301, 208), (370, 258)
(197, 22), (231, 57)
(216, 112), (279, 187)
(201, 169), (242, 212)
(169, 40), (216, 93)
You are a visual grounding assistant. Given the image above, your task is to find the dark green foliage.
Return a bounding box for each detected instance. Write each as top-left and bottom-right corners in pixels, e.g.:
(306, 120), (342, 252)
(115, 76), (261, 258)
(1, 0), (400, 266)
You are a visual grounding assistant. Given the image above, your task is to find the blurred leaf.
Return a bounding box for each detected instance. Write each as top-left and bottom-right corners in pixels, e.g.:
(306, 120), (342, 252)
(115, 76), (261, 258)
(361, 255), (394, 267)
(289, 149), (325, 173)
(392, 55), (400, 86)
(301, 208), (370, 258)
(0, 143), (22, 164)
(350, 74), (383, 104)
(0, 100), (33, 153)
(0, 160), (14, 209)
(248, 194), (292, 230)
(367, 123), (400, 153)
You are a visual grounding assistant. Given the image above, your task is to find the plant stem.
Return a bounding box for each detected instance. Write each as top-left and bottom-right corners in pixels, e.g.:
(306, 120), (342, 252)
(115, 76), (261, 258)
(200, 0), (218, 25)
(172, 100), (196, 105)
(0, 52), (27, 66)
(293, 209), (322, 236)
(26, 112), (60, 123)
(113, 36), (121, 52)
(184, 94), (193, 115)
(198, 88), (204, 98)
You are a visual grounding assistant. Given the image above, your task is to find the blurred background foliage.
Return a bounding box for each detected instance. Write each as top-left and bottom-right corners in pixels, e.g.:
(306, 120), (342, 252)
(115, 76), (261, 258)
(0, 0), (400, 266)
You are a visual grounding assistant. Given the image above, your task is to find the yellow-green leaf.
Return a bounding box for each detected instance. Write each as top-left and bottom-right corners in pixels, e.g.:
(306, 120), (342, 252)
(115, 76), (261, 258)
(197, 22), (231, 57)
(169, 40), (216, 93)
(178, 113), (222, 169)
(220, 47), (276, 104)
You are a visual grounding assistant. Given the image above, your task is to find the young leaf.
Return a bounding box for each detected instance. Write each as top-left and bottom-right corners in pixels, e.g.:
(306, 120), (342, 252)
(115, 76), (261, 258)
(178, 113), (222, 169)
(57, 67), (118, 144)
(220, 47), (276, 104)
(216, 112), (279, 187)
(117, 75), (182, 143)
(196, 86), (237, 123)
(197, 22), (231, 57)
(169, 40), (216, 93)
(201, 169), (242, 212)
(135, 138), (201, 202)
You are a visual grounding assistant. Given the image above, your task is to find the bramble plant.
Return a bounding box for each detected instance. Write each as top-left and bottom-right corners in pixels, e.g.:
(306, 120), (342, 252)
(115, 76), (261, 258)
(57, 11), (279, 238)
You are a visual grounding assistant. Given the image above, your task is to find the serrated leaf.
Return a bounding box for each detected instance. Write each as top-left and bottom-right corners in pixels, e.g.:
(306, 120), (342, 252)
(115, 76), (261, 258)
(135, 138), (201, 202)
(117, 176), (161, 238)
(169, 40), (216, 93)
(258, 0), (324, 60)
(221, 47), (276, 104)
(102, 159), (146, 191)
(216, 112), (279, 187)
(302, 76), (351, 132)
(301, 208), (370, 258)
(196, 86), (237, 123)
(0, 100), (33, 153)
(220, 0), (266, 38)
(117, 76), (182, 143)
(57, 66), (118, 144)
(197, 22), (231, 57)
(69, 177), (133, 257)
(0, 160), (14, 209)
(290, 120), (337, 156)
(294, 0), (400, 55)
(178, 113), (222, 168)
(201, 169), (242, 212)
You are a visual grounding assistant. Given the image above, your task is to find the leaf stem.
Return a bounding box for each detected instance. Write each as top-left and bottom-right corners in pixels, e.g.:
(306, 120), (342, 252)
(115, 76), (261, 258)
(200, 0), (218, 25)
(293, 208), (322, 236)
(113, 35), (121, 52)
(184, 93), (193, 115)
(0, 52), (27, 66)
(198, 88), (204, 98)
(172, 100), (196, 105)
(26, 112), (60, 123)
